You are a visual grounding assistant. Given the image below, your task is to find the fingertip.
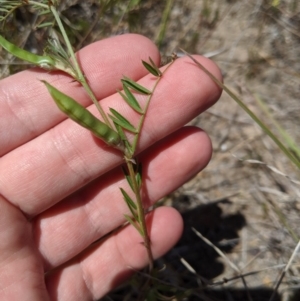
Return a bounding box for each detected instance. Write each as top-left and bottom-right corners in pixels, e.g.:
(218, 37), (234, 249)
(149, 206), (184, 258)
(116, 206), (183, 267)
(183, 126), (213, 171)
(78, 33), (160, 80)
(179, 54), (223, 108)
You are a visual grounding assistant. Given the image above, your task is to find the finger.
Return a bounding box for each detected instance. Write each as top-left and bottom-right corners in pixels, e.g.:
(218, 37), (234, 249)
(0, 34), (159, 156)
(0, 51), (222, 216)
(0, 195), (49, 300)
(35, 127), (211, 270)
(45, 206), (183, 301)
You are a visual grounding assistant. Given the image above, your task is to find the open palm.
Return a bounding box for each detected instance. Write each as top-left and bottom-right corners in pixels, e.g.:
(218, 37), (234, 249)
(0, 34), (222, 301)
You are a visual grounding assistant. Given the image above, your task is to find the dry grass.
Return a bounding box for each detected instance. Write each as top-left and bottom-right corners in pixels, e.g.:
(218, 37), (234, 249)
(1, 0), (300, 300)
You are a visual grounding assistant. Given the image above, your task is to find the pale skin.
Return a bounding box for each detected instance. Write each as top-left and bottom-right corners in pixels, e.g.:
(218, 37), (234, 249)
(0, 34), (222, 300)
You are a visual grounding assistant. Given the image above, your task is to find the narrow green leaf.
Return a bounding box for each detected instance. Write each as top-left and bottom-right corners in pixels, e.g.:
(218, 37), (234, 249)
(122, 76), (152, 95)
(149, 57), (158, 68)
(122, 166), (134, 191)
(120, 188), (137, 210)
(109, 108), (137, 133)
(115, 124), (133, 155)
(136, 165), (142, 189)
(114, 123), (127, 141)
(38, 9), (51, 16)
(124, 214), (143, 236)
(120, 84), (144, 114)
(120, 188), (138, 221)
(37, 22), (53, 29)
(142, 59), (162, 77)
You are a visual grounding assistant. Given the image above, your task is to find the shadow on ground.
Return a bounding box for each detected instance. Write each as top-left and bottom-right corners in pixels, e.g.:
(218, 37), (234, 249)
(158, 196), (281, 301)
(103, 197), (283, 300)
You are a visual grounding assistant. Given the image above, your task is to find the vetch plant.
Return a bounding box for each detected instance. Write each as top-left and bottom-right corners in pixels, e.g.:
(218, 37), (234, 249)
(0, 0), (178, 291)
(0, 2), (227, 300)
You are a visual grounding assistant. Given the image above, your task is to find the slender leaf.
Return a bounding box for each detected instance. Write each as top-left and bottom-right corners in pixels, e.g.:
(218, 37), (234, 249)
(120, 188), (137, 210)
(119, 84), (143, 114)
(115, 124), (133, 156)
(122, 166), (134, 192)
(109, 108), (137, 133)
(124, 214), (143, 236)
(255, 93), (300, 160)
(38, 9), (51, 16)
(149, 57), (157, 68)
(37, 22), (54, 28)
(121, 189), (138, 221)
(0, 1), (23, 22)
(122, 76), (152, 95)
(136, 165), (142, 189)
(142, 58), (162, 77)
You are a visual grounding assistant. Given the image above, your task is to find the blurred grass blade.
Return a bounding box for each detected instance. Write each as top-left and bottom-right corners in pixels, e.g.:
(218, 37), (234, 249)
(155, 0), (174, 48)
(118, 84), (143, 114)
(109, 108), (137, 133)
(37, 22), (54, 28)
(38, 9), (51, 16)
(122, 76), (152, 95)
(0, 1), (23, 23)
(181, 49), (300, 171)
(254, 93), (300, 160)
(128, 0), (141, 10)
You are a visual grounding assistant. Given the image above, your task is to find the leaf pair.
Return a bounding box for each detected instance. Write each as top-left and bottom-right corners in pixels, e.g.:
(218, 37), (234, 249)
(110, 75), (152, 154)
(142, 57), (162, 77)
(121, 163), (143, 236)
(120, 188), (142, 234)
(122, 164), (142, 192)
(121, 188), (144, 236)
(116, 75), (152, 114)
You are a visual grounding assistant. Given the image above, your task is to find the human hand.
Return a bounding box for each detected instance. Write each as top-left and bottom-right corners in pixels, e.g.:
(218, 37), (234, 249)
(0, 34), (222, 300)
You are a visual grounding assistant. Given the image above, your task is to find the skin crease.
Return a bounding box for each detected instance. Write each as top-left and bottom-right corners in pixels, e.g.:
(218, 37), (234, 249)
(0, 34), (222, 301)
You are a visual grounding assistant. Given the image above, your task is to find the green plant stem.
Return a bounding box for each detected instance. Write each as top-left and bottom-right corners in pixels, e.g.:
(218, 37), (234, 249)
(28, 1), (48, 9)
(126, 158), (154, 272)
(123, 58), (177, 272)
(49, 3), (112, 127)
(131, 60), (176, 153)
(49, 5), (82, 81)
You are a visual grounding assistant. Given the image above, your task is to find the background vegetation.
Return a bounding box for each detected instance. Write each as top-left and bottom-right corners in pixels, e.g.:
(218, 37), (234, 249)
(1, 0), (300, 300)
